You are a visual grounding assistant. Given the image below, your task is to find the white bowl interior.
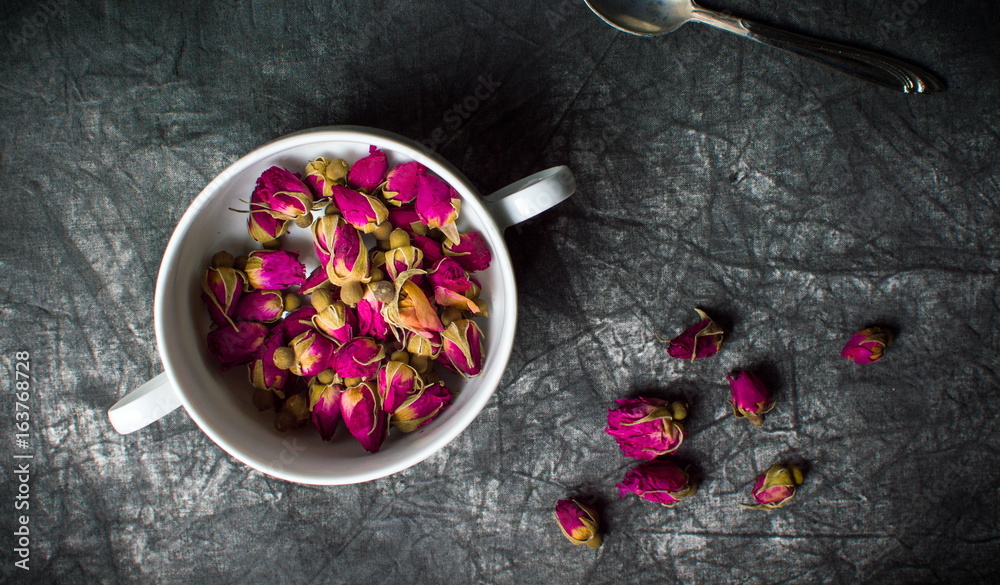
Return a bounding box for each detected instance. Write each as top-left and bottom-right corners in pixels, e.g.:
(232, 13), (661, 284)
(156, 129), (515, 484)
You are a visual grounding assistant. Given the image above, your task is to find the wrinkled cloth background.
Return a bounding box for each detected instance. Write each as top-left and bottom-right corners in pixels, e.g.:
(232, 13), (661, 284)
(0, 0), (998, 583)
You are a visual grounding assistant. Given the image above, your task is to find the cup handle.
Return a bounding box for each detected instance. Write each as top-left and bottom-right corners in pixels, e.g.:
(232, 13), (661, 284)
(484, 166), (575, 231)
(108, 372), (182, 434)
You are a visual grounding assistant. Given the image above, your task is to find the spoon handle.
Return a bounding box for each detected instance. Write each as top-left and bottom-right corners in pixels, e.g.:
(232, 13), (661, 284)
(690, 8), (944, 94)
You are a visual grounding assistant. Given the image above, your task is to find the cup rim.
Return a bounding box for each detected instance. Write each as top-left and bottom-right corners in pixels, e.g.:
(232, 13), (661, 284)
(154, 126), (517, 484)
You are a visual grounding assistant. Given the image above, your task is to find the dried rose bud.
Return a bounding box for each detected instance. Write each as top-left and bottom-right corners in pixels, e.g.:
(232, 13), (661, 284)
(304, 157), (350, 201)
(383, 235), (425, 282)
(667, 308), (724, 361)
(429, 258), (480, 313)
(249, 166), (314, 226)
(347, 146), (389, 193)
(244, 250), (306, 290)
(333, 337), (386, 380)
(386, 206), (424, 234)
(275, 391), (310, 431)
(312, 215), (370, 304)
(330, 185), (389, 233)
(443, 231), (492, 272)
(312, 300), (357, 344)
(617, 460), (698, 507)
(406, 331), (442, 358)
(309, 382), (345, 441)
(841, 327), (894, 364)
(742, 464), (804, 510)
(207, 321), (269, 371)
(277, 306), (317, 342)
(377, 360), (421, 414)
(439, 319), (484, 378)
(340, 381), (387, 452)
(391, 382), (452, 432)
(415, 173), (461, 243)
(410, 233), (446, 266)
(233, 289), (284, 323)
(248, 329), (290, 395)
(201, 266), (247, 328)
(382, 161), (427, 206)
(247, 208), (290, 244)
(604, 398), (687, 460)
(727, 370), (774, 428)
(356, 286), (390, 341)
(385, 274), (444, 337)
(287, 329), (338, 377)
(554, 499), (602, 549)
(301, 265), (330, 294)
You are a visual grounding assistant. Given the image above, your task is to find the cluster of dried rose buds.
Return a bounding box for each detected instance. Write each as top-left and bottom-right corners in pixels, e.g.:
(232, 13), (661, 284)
(202, 147), (493, 453)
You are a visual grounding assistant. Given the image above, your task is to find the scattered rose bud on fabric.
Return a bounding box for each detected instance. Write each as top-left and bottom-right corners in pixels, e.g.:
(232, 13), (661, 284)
(207, 321), (269, 371)
(347, 146), (389, 193)
(727, 370), (774, 428)
(391, 382), (453, 433)
(666, 308), (724, 361)
(304, 157), (350, 201)
(741, 464), (804, 510)
(554, 499), (603, 549)
(605, 397), (688, 460)
(841, 327), (894, 364)
(617, 460), (698, 507)
(382, 161), (427, 206)
(309, 382), (345, 441)
(201, 266), (247, 329)
(244, 250), (306, 290)
(443, 231), (492, 272)
(233, 289), (284, 323)
(340, 381), (388, 452)
(439, 319), (484, 378)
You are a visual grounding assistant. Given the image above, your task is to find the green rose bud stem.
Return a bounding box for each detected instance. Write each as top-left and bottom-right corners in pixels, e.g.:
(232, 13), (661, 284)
(410, 355), (431, 374)
(340, 281), (364, 306)
(311, 288), (334, 312)
(294, 212), (314, 228)
(212, 251), (235, 269)
(273, 347), (295, 370)
(441, 307), (463, 328)
(284, 293), (301, 312)
(343, 377), (362, 387)
(411, 222), (429, 235)
(316, 368), (336, 385)
(370, 268), (385, 282)
(670, 402), (688, 421)
(389, 228), (411, 250)
(390, 350), (410, 364)
(234, 254), (249, 271)
(372, 221), (393, 241)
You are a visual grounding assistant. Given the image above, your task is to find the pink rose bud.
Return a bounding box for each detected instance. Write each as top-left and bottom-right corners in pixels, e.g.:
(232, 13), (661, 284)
(312, 215), (370, 304)
(250, 166), (314, 227)
(340, 381), (388, 452)
(330, 185), (389, 233)
(304, 157), (349, 201)
(841, 327), (894, 364)
(741, 464), (804, 510)
(277, 306), (317, 342)
(201, 266), (247, 328)
(249, 329), (290, 395)
(667, 308), (724, 361)
(333, 337), (386, 380)
(346, 146), (389, 193)
(439, 319), (484, 378)
(411, 233), (446, 267)
(443, 231), (492, 272)
(383, 241), (425, 282)
(207, 321), (269, 371)
(244, 250), (306, 290)
(604, 398), (688, 460)
(233, 289), (284, 323)
(287, 329), (338, 377)
(247, 208), (290, 244)
(415, 173), (461, 243)
(312, 300), (357, 344)
(554, 499), (603, 549)
(429, 258), (480, 313)
(391, 382), (452, 433)
(386, 206), (423, 234)
(382, 161), (427, 206)
(301, 265), (330, 294)
(309, 382), (345, 441)
(385, 277), (444, 337)
(406, 330), (442, 358)
(377, 360), (421, 414)
(617, 460), (698, 507)
(357, 286), (390, 341)
(727, 370), (774, 428)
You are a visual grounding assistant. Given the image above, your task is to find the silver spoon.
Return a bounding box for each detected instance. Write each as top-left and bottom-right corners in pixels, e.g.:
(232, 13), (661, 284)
(583, 0), (944, 93)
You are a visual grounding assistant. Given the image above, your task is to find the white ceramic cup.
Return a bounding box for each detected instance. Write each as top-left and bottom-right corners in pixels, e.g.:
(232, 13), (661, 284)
(108, 126), (575, 485)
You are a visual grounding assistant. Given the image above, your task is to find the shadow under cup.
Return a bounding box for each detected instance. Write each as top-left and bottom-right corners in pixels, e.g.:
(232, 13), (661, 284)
(156, 130), (516, 485)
